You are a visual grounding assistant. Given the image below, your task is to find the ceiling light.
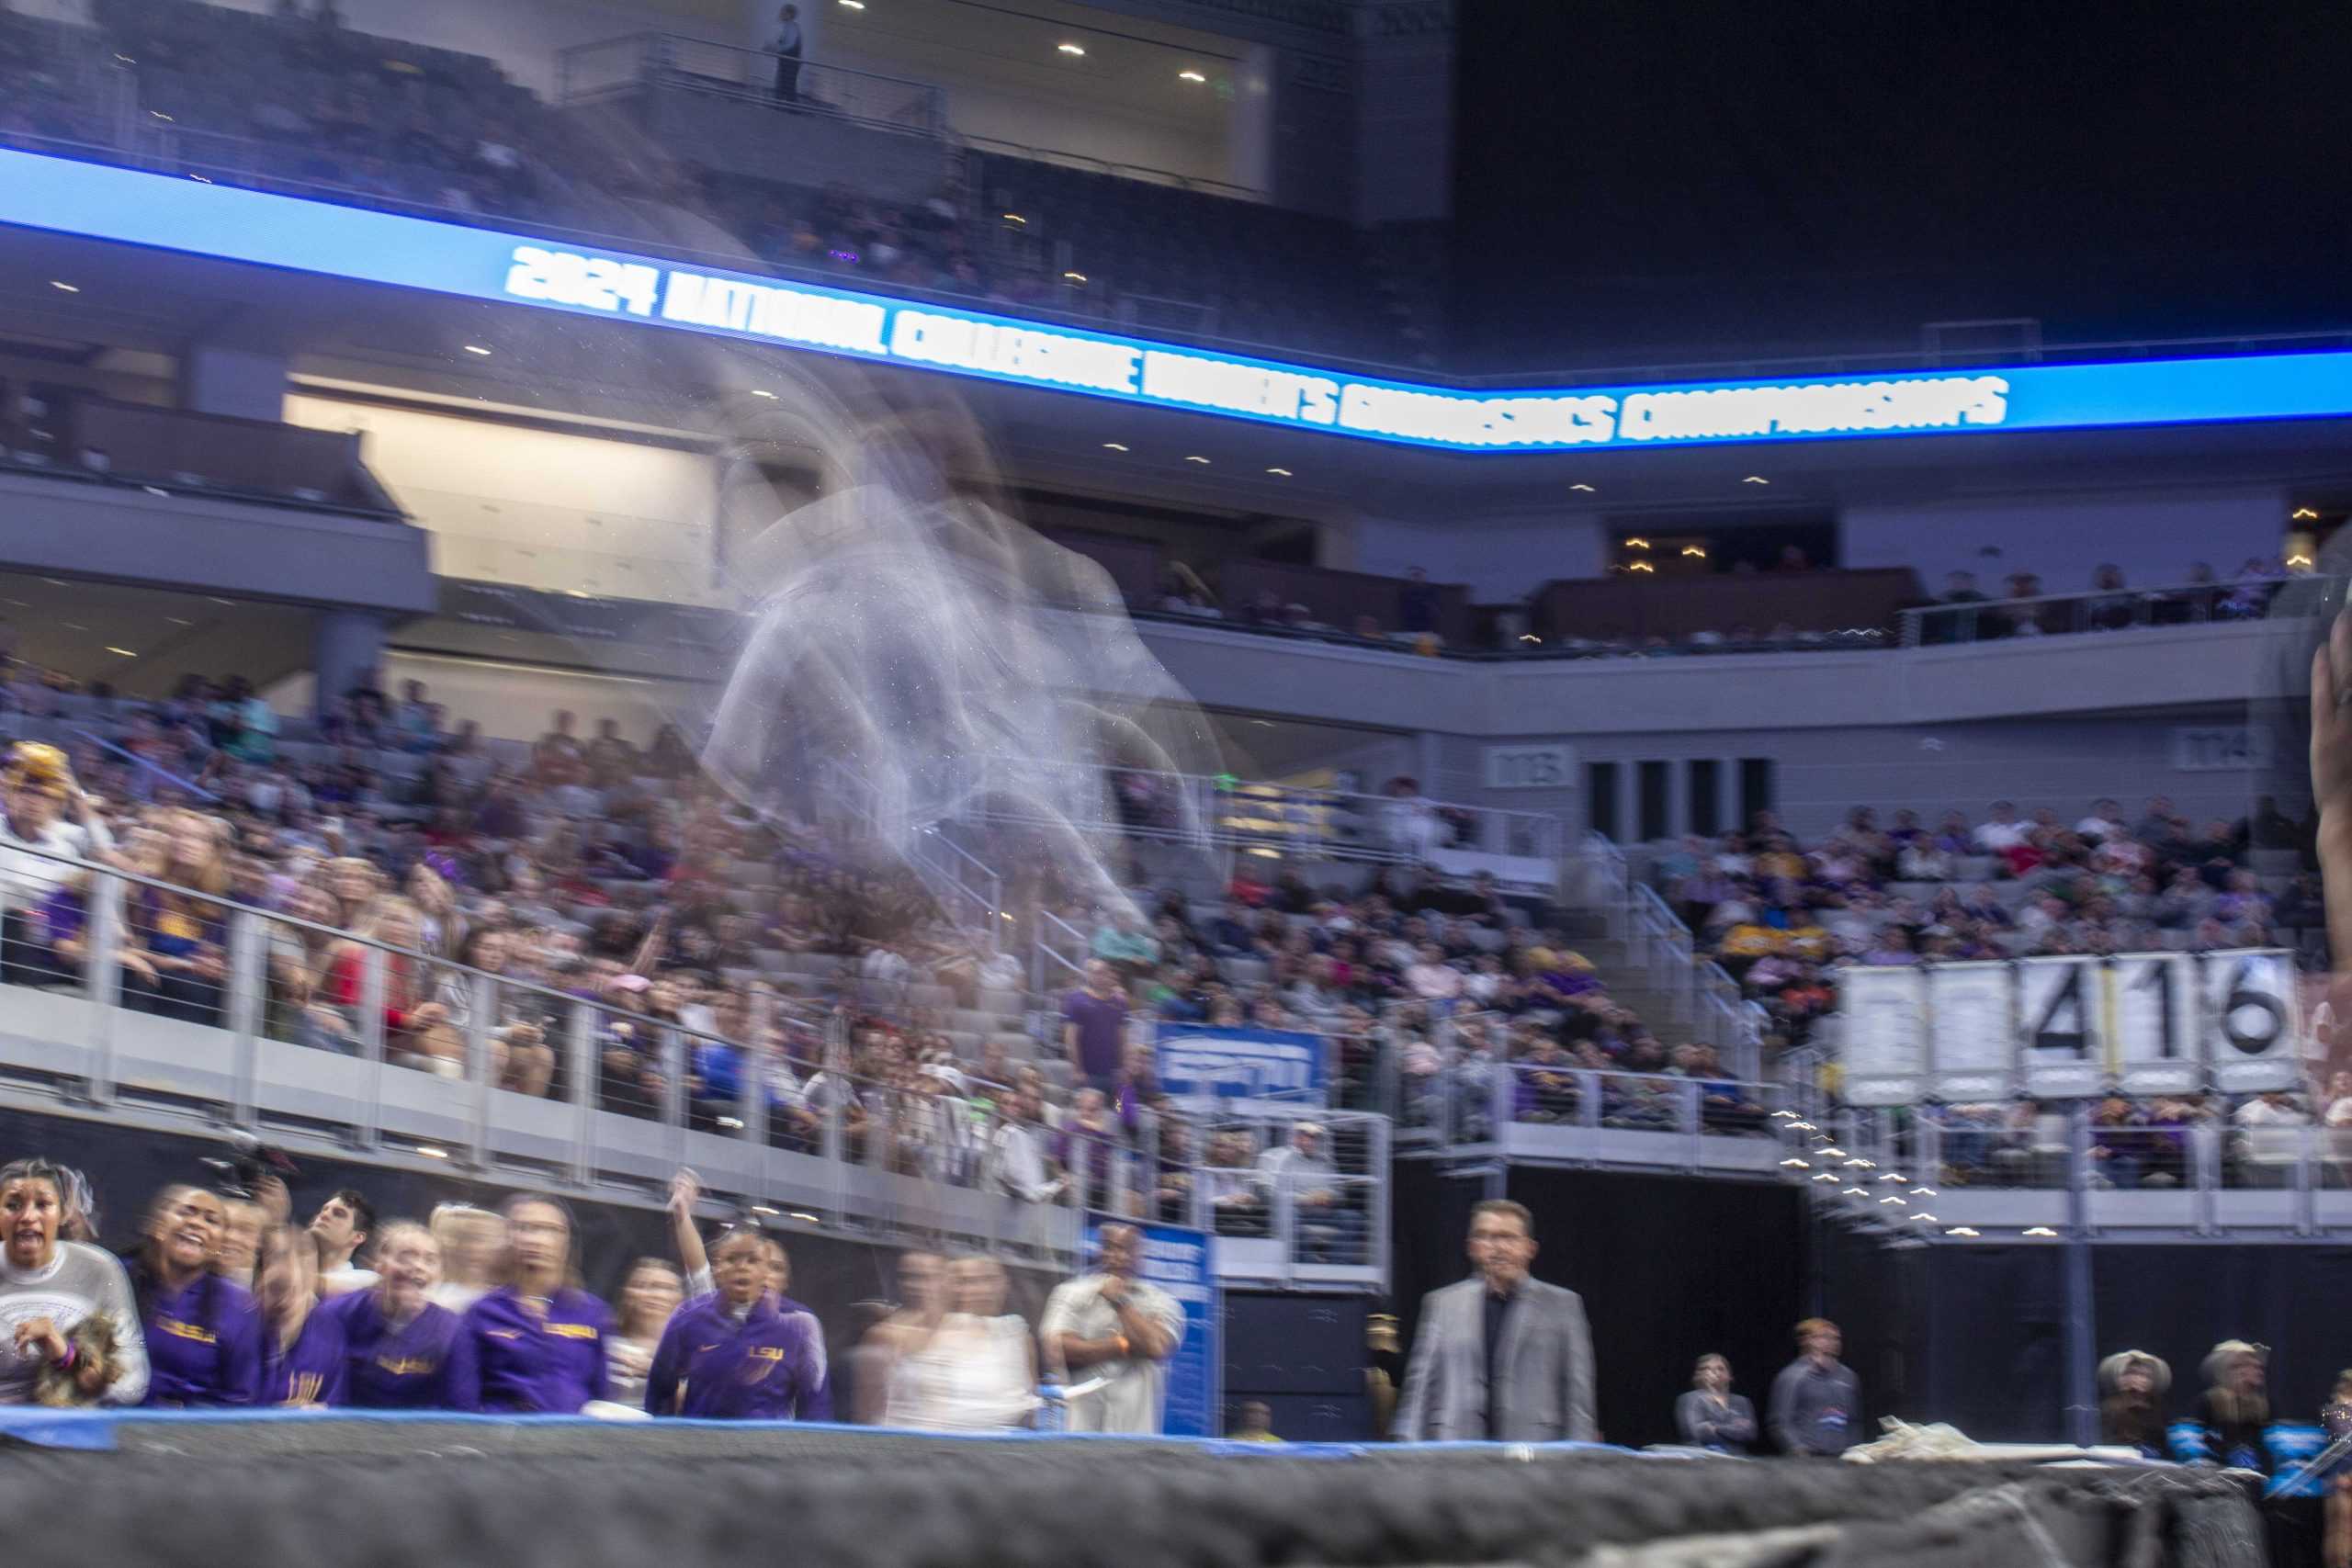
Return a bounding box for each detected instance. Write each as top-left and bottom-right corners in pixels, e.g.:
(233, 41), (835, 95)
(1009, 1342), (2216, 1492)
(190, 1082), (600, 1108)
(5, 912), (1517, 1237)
(1946, 1225), (1979, 1237)
(1840, 1187), (1869, 1198)
(1770, 1110), (1796, 1120)
(60, 623), (85, 632)
(104, 646), (137, 658)
(463, 344), (492, 355)
(1057, 41), (1086, 55)
(2022, 1226), (2058, 1237)
(1623, 536), (1649, 548)
(750, 389), (776, 399)
(1742, 475), (1769, 484)
(208, 596), (234, 606)
(142, 485), (170, 497)
(1911, 1213), (1938, 1224)
(2293, 506), (2319, 520)
(149, 109), (172, 121)
(113, 51), (133, 62)
(1062, 270), (1087, 282)
(1811, 1173), (1839, 1183)
(787, 1211), (822, 1224)
(1818, 1147), (1847, 1159)
(43, 578), (69, 587)
(414, 1145), (449, 1159)
(165, 616), (192, 626)
(1909, 1186), (1938, 1197)
(1102, 442), (1128, 452)
(1780, 1158), (1810, 1169)
(1878, 1195), (1906, 1206)
(1569, 482), (1595, 492)
(1627, 560), (1655, 573)
(49, 280), (78, 293)
(1519, 634), (1540, 643)
(1178, 69), (1206, 82)
(1002, 212), (1025, 224)
(717, 1115), (744, 1129)
(188, 173), (211, 183)
(750, 1204), (780, 1216)
(839, 0), (865, 7)
(1183, 455), (1210, 464)
(1265, 467), (1292, 477)
(1681, 546), (1707, 558)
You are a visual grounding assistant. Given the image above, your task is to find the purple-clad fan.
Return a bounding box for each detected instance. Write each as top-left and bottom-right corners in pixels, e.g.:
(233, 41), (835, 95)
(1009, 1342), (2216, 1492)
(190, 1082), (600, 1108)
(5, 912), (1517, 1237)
(131, 1185), (263, 1408)
(454, 1193), (612, 1413)
(257, 1224), (345, 1407)
(645, 1227), (826, 1419)
(324, 1219), (477, 1409)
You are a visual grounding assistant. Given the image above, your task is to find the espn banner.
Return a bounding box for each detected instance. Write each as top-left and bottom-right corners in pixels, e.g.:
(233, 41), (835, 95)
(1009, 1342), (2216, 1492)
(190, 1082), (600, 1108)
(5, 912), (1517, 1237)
(1835, 950), (2299, 1105)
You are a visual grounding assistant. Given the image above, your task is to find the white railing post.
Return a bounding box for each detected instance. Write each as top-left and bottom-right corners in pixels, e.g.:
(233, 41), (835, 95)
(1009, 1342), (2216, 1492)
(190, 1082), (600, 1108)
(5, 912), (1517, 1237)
(357, 947), (388, 1149)
(84, 870), (123, 1106)
(466, 973), (495, 1170)
(226, 909), (265, 1126)
(565, 1000), (595, 1187)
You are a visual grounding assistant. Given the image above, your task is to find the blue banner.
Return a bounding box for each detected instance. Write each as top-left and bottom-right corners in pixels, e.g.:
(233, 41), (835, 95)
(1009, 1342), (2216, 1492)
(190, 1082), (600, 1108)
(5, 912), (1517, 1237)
(1155, 1023), (1326, 1100)
(14, 149), (2352, 453)
(1087, 1213), (1218, 1438)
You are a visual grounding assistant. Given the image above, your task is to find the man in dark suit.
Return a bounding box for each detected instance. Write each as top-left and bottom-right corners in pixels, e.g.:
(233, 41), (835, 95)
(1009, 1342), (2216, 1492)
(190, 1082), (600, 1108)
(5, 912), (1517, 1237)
(1392, 1199), (1597, 1442)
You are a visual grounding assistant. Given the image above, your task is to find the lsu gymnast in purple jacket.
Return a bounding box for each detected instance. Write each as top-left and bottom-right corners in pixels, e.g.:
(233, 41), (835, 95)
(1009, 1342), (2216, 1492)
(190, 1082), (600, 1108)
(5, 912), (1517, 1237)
(645, 1227), (826, 1419)
(323, 1220), (477, 1409)
(455, 1193), (612, 1413)
(131, 1185), (263, 1407)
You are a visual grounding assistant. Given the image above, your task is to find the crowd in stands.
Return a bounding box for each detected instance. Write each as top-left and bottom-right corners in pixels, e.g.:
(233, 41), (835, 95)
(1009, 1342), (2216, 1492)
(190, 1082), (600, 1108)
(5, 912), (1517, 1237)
(0, 1153), (1188, 1430)
(1656, 796), (2313, 1062)
(1919, 559), (2286, 642)
(0, 0), (1414, 360)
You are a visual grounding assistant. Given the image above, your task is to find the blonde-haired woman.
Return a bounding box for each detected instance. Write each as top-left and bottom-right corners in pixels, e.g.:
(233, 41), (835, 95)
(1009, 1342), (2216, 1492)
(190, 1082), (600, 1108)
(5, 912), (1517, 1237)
(135, 812), (232, 1026)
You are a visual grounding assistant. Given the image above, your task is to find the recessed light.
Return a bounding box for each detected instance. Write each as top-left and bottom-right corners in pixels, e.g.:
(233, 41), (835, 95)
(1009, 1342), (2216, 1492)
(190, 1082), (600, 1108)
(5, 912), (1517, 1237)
(750, 389), (776, 398)
(188, 173), (211, 183)
(1178, 69), (1206, 83)
(149, 109), (172, 121)
(1102, 442), (1128, 451)
(787, 1211), (822, 1224)
(208, 596), (234, 606)
(1265, 467), (1292, 477)
(463, 344), (492, 355)
(839, 0), (865, 7)
(1057, 41), (1086, 55)
(60, 623), (85, 632)
(1062, 270), (1087, 282)
(42, 578), (68, 587)
(717, 1115), (745, 1129)
(1002, 212), (1025, 224)
(113, 51), (134, 62)
(1569, 482), (1595, 492)
(49, 280), (78, 293)
(142, 485), (169, 497)
(2022, 1225), (2058, 1237)
(415, 1145), (449, 1159)
(165, 616), (193, 626)
(2293, 506), (2320, 520)
(1946, 1225), (1979, 1237)
(1183, 455), (1210, 464)
(1742, 475), (1770, 484)
(750, 1204), (780, 1216)
(104, 646), (137, 658)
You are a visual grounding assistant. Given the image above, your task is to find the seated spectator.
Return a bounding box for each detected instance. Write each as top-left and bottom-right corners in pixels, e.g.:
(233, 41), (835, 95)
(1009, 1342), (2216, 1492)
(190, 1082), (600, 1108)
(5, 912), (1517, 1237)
(1253, 1122), (1361, 1262)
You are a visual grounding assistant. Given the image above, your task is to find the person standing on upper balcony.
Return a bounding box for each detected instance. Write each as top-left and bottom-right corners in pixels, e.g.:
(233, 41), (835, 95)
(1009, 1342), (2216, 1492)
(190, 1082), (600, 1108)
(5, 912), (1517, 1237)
(771, 6), (805, 105)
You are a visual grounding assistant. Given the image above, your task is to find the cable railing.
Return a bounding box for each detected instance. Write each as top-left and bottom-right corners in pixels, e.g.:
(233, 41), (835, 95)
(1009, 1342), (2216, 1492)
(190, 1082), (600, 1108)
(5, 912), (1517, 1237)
(0, 838), (1387, 1282)
(555, 32), (947, 135)
(1897, 575), (2289, 647)
(1811, 1103), (2352, 1239)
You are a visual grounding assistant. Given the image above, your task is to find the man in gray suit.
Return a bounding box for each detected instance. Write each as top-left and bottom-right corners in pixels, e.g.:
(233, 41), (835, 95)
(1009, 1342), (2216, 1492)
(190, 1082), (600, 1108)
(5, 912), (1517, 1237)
(1393, 1198), (1597, 1442)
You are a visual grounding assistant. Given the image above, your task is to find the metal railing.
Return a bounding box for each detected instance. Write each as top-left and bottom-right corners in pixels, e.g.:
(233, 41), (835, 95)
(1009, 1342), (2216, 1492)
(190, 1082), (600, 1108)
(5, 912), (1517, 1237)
(1810, 1103), (2352, 1238)
(1581, 832), (1769, 1076)
(1898, 576), (2289, 647)
(956, 761), (1564, 883)
(556, 32), (946, 135)
(963, 135), (1264, 201)
(0, 839), (1388, 1283)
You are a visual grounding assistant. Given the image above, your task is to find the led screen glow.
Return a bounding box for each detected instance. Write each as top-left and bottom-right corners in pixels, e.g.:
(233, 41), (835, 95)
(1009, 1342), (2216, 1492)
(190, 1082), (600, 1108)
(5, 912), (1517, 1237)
(7, 150), (2352, 453)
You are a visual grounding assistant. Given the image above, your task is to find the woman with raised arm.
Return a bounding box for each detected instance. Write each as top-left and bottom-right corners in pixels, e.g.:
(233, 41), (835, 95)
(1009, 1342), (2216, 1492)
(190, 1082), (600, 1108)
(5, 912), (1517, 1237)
(455, 1193), (612, 1413)
(644, 1226), (825, 1419)
(0, 1157), (146, 1405)
(324, 1219), (477, 1409)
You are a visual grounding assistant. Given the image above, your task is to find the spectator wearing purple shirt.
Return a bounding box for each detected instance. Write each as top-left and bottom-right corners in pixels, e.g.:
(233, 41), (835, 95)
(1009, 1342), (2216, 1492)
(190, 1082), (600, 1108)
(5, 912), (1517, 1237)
(133, 1184), (263, 1407)
(256, 1224), (345, 1406)
(329, 1220), (478, 1408)
(1061, 959), (1129, 1093)
(646, 1229), (827, 1419)
(455, 1194), (612, 1413)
